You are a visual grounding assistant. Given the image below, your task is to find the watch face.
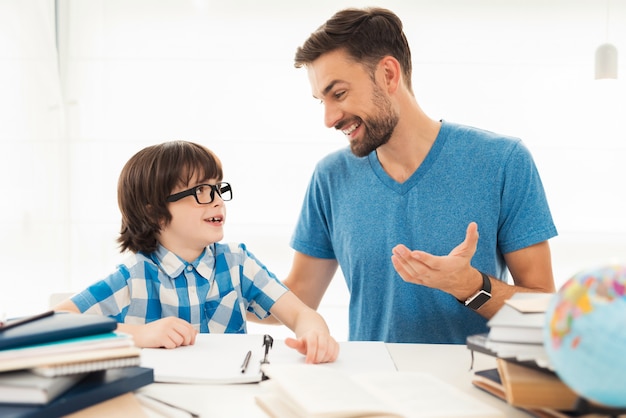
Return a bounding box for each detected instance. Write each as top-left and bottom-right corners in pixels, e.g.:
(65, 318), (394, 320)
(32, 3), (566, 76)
(466, 290), (491, 310)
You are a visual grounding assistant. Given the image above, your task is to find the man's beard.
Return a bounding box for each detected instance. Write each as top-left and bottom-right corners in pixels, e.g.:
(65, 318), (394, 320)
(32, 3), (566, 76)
(349, 86), (399, 158)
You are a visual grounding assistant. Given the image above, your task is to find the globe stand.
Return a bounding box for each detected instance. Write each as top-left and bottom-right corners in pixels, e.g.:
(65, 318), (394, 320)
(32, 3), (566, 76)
(574, 397), (626, 417)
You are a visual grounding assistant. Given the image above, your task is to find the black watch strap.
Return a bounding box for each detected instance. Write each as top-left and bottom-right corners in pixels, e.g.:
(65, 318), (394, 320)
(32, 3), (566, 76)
(460, 271), (492, 311)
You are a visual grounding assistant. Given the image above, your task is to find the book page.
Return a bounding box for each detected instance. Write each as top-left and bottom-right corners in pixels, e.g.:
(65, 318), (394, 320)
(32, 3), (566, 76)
(357, 371), (505, 418)
(259, 364), (401, 417)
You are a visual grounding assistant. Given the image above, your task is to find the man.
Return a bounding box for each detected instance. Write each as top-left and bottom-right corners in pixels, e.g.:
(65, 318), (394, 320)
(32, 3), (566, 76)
(284, 7), (557, 343)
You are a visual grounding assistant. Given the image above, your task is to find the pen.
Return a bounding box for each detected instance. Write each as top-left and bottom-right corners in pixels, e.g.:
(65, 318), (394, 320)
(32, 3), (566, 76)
(240, 350), (252, 374)
(0, 310), (54, 331)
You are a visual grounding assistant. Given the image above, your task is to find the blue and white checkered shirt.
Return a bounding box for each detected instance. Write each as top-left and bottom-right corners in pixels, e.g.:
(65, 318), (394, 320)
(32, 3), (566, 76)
(71, 243), (288, 333)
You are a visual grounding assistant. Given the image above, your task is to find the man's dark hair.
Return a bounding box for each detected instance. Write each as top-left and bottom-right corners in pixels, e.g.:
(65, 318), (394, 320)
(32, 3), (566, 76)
(294, 7), (413, 93)
(117, 140), (223, 253)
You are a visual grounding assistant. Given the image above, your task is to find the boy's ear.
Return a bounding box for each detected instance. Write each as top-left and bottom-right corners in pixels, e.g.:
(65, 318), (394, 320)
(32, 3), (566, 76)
(146, 204), (165, 227)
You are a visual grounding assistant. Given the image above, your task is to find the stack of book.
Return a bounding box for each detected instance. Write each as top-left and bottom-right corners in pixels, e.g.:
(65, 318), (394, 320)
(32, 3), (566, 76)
(467, 293), (626, 418)
(478, 292), (552, 369)
(0, 311), (153, 417)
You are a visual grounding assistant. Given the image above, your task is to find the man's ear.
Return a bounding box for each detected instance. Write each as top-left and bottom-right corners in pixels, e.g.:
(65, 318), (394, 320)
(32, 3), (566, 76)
(379, 56), (402, 94)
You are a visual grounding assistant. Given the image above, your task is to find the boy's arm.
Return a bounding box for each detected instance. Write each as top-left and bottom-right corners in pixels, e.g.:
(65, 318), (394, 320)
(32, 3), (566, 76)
(54, 299), (197, 349)
(269, 291), (340, 364)
(247, 252), (338, 326)
(53, 299), (81, 313)
(116, 319), (197, 349)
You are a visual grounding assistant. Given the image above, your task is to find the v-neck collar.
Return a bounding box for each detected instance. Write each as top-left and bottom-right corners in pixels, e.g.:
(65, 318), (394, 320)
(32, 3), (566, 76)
(368, 121), (449, 195)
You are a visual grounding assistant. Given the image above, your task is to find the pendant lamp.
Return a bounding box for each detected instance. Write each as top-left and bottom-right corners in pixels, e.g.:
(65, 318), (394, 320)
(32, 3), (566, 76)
(595, 43), (618, 79)
(595, 0), (618, 79)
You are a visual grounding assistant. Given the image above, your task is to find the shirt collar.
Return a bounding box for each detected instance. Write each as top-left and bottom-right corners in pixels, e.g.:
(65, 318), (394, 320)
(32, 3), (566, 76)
(152, 244), (216, 280)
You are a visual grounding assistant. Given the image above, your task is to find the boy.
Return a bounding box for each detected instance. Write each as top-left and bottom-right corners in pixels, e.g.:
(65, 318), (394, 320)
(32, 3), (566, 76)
(55, 140), (339, 364)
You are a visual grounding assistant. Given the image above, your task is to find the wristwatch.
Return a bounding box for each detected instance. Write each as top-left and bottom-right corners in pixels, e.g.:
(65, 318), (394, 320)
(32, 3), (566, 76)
(461, 271), (492, 311)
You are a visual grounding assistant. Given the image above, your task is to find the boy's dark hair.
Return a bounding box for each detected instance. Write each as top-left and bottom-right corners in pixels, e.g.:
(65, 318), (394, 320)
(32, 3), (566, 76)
(294, 7), (413, 93)
(117, 140), (223, 253)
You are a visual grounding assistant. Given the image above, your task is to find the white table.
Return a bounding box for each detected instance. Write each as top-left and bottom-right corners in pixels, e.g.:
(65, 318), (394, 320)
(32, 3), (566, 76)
(136, 342), (530, 417)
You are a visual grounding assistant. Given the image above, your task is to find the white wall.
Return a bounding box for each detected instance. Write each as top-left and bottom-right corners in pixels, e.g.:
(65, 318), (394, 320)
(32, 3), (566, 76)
(1, 0), (626, 340)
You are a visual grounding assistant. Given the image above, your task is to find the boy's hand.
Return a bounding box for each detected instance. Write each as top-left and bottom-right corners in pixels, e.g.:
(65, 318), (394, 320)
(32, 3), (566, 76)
(119, 317), (198, 348)
(284, 332), (340, 364)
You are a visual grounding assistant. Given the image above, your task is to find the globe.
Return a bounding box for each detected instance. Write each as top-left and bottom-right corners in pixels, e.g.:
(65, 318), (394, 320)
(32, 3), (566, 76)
(544, 264), (626, 407)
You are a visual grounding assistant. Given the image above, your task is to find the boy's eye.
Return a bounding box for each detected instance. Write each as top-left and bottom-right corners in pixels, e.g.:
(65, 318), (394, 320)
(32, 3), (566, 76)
(195, 185), (209, 195)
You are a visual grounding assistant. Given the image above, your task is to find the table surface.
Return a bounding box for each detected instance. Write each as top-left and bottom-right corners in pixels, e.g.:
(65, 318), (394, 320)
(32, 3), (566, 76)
(137, 342), (531, 417)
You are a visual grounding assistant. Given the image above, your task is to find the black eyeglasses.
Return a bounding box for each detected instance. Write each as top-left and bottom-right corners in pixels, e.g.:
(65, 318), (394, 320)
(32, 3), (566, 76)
(166, 182), (232, 205)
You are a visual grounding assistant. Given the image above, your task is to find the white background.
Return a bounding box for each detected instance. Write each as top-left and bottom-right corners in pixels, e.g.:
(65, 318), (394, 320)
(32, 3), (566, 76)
(1, 0), (625, 340)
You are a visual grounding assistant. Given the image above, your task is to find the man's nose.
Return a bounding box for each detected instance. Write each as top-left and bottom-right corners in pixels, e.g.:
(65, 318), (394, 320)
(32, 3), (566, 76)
(323, 102), (342, 129)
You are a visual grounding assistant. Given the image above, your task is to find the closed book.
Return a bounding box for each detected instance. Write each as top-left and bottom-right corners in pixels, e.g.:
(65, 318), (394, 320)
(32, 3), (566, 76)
(466, 333), (551, 372)
(472, 367), (626, 418)
(487, 298), (546, 344)
(496, 358), (578, 410)
(0, 366), (154, 418)
(487, 325), (544, 344)
(31, 351), (141, 377)
(0, 333), (137, 373)
(485, 340), (552, 370)
(471, 368), (506, 401)
(471, 368), (565, 418)
(0, 313), (117, 351)
(0, 370), (87, 405)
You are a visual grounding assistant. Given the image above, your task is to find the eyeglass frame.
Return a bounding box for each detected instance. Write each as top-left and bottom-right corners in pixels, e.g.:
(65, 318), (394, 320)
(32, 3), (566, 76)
(166, 182), (232, 205)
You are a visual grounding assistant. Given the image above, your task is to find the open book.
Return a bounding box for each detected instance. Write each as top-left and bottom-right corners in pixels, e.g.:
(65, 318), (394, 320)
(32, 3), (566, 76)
(256, 364), (505, 418)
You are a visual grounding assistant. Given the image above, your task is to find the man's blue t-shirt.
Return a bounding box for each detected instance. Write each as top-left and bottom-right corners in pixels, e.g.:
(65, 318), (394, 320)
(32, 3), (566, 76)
(291, 121), (558, 343)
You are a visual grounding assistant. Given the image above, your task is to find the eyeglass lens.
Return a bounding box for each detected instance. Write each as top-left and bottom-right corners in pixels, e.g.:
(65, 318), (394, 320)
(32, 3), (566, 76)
(196, 182), (232, 204)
